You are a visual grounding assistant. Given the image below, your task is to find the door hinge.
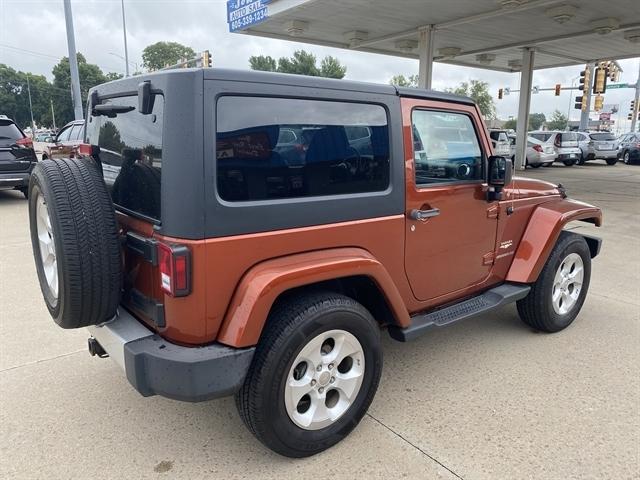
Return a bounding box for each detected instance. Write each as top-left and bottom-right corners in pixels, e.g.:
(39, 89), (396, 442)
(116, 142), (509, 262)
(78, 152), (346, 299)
(487, 204), (499, 219)
(482, 251), (495, 266)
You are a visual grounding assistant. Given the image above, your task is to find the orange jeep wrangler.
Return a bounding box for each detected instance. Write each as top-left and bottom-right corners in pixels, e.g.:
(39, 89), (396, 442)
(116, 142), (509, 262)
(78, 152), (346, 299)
(28, 69), (602, 457)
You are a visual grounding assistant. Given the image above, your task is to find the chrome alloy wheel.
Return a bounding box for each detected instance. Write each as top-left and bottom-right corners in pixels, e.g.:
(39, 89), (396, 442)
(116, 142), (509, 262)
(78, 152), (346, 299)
(36, 191), (58, 299)
(552, 253), (583, 315)
(284, 329), (365, 430)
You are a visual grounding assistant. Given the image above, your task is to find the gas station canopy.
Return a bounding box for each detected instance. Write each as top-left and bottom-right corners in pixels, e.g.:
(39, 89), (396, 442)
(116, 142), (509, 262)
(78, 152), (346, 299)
(231, 0), (640, 72)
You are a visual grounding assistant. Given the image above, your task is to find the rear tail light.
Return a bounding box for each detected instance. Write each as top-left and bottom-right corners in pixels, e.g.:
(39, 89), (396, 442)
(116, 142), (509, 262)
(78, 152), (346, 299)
(78, 143), (101, 157)
(16, 137), (33, 148)
(533, 144), (543, 153)
(158, 242), (191, 297)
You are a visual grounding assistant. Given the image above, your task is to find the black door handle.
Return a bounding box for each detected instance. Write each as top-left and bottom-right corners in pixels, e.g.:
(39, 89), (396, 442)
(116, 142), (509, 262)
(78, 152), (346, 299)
(409, 208), (440, 221)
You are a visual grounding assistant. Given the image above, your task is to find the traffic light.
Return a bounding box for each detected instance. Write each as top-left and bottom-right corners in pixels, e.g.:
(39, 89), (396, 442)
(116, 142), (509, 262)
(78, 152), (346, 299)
(579, 68), (591, 92)
(498, 88), (503, 100)
(593, 95), (604, 112)
(593, 67), (607, 94)
(554, 83), (561, 96)
(201, 50), (212, 68)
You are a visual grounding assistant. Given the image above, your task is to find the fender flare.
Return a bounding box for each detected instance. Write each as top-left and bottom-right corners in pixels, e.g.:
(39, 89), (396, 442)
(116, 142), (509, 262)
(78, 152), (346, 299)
(506, 198), (602, 284)
(216, 247), (410, 348)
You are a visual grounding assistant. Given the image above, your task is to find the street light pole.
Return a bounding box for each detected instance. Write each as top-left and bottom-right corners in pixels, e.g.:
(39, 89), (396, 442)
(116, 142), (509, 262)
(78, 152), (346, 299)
(50, 100), (57, 130)
(632, 62), (640, 133)
(567, 76), (578, 129)
(63, 0), (84, 120)
(26, 74), (36, 136)
(121, 0), (130, 77)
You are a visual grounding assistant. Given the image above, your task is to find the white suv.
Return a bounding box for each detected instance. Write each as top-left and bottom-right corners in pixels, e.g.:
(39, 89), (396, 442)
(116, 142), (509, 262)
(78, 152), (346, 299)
(529, 131), (581, 166)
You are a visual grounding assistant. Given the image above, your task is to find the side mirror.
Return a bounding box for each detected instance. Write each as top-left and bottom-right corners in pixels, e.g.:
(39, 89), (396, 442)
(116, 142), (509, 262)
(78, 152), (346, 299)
(487, 155), (513, 201)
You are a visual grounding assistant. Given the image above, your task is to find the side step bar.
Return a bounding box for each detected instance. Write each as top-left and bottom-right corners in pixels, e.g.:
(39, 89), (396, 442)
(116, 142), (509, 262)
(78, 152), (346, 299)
(388, 283), (531, 342)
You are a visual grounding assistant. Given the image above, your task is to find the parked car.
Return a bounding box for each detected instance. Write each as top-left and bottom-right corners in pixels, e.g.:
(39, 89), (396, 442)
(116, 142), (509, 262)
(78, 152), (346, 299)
(575, 131), (618, 165)
(489, 129), (512, 158)
(34, 119), (85, 161)
(529, 131), (581, 166)
(526, 136), (556, 167)
(617, 132), (640, 165)
(28, 69), (602, 458)
(0, 116), (37, 198)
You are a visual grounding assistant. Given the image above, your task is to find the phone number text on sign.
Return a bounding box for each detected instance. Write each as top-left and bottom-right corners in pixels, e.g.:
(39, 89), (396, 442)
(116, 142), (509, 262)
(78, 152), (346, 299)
(229, 8), (268, 31)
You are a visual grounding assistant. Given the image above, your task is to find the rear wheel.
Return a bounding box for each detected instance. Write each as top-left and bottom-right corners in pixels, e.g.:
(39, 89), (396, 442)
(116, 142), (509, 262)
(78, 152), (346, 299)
(606, 158), (617, 166)
(563, 159), (576, 166)
(530, 162), (542, 168)
(623, 151), (630, 164)
(517, 231), (591, 333)
(236, 292), (382, 457)
(543, 162), (553, 167)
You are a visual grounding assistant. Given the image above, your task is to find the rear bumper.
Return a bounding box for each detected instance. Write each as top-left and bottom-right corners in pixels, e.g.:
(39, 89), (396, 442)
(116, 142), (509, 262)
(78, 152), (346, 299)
(556, 152), (579, 162)
(589, 149), (618, 159)
(0, 171), (30, 188)
(87, 308), (255, 402)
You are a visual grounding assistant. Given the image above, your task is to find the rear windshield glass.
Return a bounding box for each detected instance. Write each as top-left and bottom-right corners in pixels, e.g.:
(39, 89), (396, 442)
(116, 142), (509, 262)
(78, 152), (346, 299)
(489, 131), (508, 142)
(530, 133), (553, 142)
(87, 95), (164, 221)
(0, 120), (24, 146)
(589, 133), (616, 141)
(560, 132), (577, 142)
(216, 96), (390, 202)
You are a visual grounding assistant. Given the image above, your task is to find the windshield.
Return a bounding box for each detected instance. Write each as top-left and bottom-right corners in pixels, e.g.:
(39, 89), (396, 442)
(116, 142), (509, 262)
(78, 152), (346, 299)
(0, 120), (24, 146)
(589, 133), (616, 141)
(490, 131), (508, 142)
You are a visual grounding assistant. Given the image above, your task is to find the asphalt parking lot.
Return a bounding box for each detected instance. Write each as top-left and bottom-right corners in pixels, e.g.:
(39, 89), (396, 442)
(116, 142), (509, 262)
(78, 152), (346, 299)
(1, 161), (638, 479)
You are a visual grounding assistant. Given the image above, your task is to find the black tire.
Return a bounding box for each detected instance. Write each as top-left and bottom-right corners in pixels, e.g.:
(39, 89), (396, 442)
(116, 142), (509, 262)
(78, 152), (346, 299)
(517, 231), (591, 333)
(623, 151), (630, 164)
(530, 163), (542, 168)
(605, 158), (617, 166)
(563, 159), (576, 166)
(28, 158), (122, 329)
(576, 154), (585, 165)
(235, 292), (382, 458)
(18, 186), (28, 198)
(543, 162), (553, 167)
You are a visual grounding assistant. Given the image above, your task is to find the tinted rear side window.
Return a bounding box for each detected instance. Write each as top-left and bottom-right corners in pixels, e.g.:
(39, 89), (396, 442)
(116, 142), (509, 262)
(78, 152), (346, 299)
(87, 95), (164, 221)
(216, 96), (390, 202)
(0, 120), (24, 146)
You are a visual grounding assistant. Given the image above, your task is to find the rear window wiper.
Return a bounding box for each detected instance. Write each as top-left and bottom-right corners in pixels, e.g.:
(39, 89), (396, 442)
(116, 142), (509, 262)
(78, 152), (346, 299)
(92, 104), (135, 118)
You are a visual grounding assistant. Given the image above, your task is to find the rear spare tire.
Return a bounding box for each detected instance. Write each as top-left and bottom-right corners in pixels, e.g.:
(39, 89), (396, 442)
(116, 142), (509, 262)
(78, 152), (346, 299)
(28, 158), (122, 329)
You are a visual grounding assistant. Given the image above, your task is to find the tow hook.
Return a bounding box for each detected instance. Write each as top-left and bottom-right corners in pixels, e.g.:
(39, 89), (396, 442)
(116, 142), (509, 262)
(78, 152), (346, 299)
(88, 337), (109, 358)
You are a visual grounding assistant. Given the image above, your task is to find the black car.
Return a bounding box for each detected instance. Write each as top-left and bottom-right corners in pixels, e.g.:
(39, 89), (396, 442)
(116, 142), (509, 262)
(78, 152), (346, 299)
(0, 116), (37, 198)
(618, 133), (640, 165)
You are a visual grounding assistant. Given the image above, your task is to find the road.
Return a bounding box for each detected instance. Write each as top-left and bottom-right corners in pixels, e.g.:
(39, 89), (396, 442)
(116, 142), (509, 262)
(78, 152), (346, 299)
(1, 161), (638, 479)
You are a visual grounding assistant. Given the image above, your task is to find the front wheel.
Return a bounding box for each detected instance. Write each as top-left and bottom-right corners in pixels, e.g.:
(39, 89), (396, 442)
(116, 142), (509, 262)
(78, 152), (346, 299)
(236, 292), (382, 457)
(517, 231), (591, 333)
(623, 152), (630, 164)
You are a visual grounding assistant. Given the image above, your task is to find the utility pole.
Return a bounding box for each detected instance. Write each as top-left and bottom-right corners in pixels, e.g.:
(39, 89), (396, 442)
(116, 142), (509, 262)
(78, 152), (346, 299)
(26, 74), (36, 136)
(121, 0), (130, 77)
(50, 100), (57, 130)
(63, 0), (84, 120)
(632, 62), (640, 133)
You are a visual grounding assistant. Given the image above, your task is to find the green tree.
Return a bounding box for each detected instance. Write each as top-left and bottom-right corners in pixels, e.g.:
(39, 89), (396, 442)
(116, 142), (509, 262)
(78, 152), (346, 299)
(319, 56), (347, 79)
(142, 41), (196, 71)
(528, 112), (546, 131)
(52, 53), (107, 125)
(446, 80), (496, 119)
(545, 109), (568, 130)
(249, 55), (277, 72)
(105, 72), (124, 82)
(0, 64), (54, 129)
(503, 118), (517, 130)
(389, 74), (419, 88)
(249, 50), (346, 79)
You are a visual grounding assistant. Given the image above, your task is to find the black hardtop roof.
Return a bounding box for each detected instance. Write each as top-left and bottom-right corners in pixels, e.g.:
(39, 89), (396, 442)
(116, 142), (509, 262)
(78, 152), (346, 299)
(91, 67), (475, 106)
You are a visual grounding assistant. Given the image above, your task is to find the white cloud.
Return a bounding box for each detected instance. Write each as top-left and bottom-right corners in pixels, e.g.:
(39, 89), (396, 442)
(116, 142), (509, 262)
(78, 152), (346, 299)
(1, 0), (638, 132)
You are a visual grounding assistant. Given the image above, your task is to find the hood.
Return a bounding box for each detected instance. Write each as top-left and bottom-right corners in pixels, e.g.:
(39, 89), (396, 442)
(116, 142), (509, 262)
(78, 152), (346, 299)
(508, 176), (563, 200)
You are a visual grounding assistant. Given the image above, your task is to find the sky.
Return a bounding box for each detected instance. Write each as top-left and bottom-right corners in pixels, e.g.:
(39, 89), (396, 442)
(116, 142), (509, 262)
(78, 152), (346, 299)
(1, 0), (639, 133)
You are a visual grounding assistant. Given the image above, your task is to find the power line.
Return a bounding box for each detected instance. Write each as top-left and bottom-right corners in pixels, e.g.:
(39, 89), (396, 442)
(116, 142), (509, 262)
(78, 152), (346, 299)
(0, 43), (126, 74)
